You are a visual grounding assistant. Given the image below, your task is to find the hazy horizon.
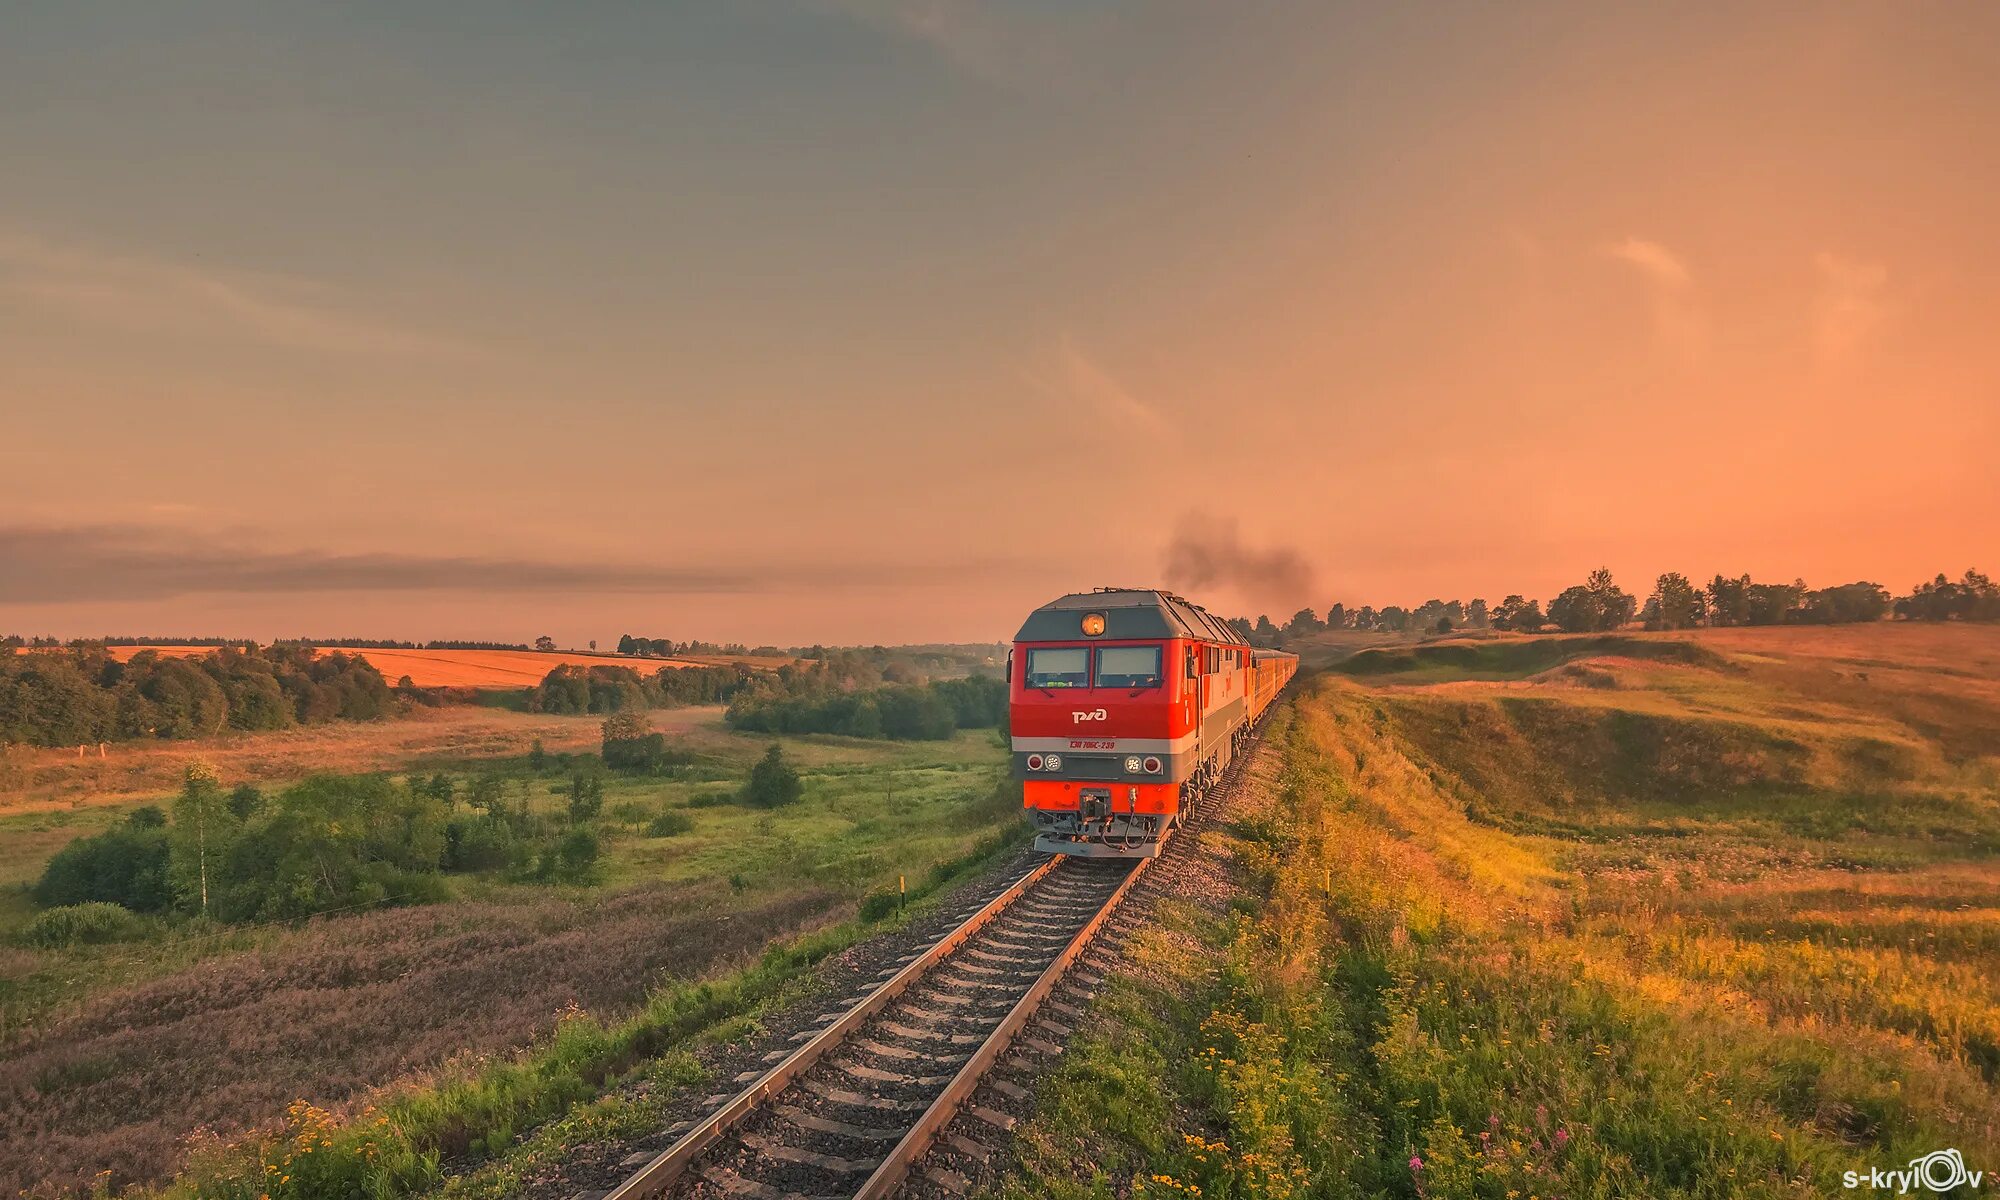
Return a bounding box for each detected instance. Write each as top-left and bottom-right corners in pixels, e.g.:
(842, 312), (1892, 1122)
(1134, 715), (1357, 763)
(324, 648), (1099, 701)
(5, 2), (1996, 644)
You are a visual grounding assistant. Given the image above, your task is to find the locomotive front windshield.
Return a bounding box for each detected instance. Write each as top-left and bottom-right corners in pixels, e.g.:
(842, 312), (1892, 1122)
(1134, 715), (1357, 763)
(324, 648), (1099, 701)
(1095, 644), (1163, 688)
(1024, 646), (1090, 688)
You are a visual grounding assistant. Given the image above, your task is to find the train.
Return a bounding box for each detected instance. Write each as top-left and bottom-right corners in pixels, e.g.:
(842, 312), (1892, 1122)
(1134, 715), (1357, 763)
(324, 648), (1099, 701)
(1009, 588), (1298, 857)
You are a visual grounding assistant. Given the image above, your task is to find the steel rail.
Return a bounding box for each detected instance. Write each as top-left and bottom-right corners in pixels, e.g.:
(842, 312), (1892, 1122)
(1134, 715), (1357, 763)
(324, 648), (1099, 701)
(851, 853), (1152, 1199)
(602, 857), (1058, 1200)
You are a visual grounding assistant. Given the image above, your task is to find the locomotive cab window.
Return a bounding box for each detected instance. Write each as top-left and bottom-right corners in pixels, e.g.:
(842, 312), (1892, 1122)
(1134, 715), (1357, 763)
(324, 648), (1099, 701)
(1024, 647), (1090, 688)
(1097, 645), (1163, 689)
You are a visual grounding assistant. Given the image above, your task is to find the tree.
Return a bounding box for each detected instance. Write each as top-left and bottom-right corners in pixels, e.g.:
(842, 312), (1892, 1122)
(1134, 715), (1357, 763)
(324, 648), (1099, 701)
(169, 761), (238, 918)
(744, 744), (804, 808)
(1326, 603), (1348, 631)
(1252, 615), (1280, 646)
(227, 783), (268, 821)
(1745, 580), (1806, 625)
(602, 710), (650, 744)
(1643, 573), (1707, 630)
(567, 771), (605, 822)
(1547, 587), (1596, 634)
(1284, 608), (1323, 638)
(1895, 570), (2000, 621)
(1799, 582), (1890, 624)
(588, 639), (597, 652)
(528, 738), (547, 771)
(468, 773), (507, 813)
(550, 828), (600, 881)
(534, 635), (557, 652)
(1467, 599), (1489, 628)
(1707, 574), (1751, 627)
(1551, 569), (1636, 633)
(610, 800), (652, 833)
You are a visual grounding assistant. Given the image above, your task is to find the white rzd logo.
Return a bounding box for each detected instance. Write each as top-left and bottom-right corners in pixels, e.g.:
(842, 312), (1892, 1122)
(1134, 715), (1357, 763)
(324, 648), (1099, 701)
(1845, 1149), (1986, 1193)
(1071, 708), (1108, 724)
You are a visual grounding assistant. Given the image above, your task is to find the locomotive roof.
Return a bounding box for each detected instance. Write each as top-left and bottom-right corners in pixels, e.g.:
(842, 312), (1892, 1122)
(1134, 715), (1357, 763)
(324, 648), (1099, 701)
(1014, 588), (1248, 645)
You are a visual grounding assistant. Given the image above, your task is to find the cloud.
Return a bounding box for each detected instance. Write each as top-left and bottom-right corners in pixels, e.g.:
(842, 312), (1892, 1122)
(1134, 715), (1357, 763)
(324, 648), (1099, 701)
(805, 0), (1078, 90)
(0, 230), (474, 359)
(1160, 513), (1318, 610)
(1812, 251), (1888, 366)
(1023, 335), (1170, 437)
(0, 524), (1007, 604)
(1603, 236), (1690, 287)
(1602, 236), (1708, 359)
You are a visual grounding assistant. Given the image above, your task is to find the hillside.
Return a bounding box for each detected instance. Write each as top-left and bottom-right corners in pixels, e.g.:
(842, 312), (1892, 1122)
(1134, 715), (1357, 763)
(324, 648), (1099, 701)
(997, 622), (2000, 1197)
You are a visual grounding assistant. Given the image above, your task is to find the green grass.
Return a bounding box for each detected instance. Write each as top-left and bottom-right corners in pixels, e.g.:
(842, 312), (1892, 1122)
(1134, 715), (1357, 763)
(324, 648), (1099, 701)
(0, 719), (1010, 1032)
(1, 711), (1026, 1197)
(165, 829), (1020, 1200)
(995, 627), (2000, 1198)
(1337, 634), (1726, 681)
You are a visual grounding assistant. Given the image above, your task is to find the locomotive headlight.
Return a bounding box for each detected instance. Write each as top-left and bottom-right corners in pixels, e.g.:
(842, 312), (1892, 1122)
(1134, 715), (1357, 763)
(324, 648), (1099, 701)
(1080, 612), (1107, 636)
(1123, 755), (1143, 773)
(1143, 756), (1162, 773)
(1026, 754), (1044, 771)
(1044, 753), (1062, 771)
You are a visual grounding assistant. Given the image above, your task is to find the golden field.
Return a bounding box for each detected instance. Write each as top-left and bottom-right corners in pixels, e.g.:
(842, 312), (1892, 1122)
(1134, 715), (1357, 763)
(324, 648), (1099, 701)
(100, 645), (739, 689)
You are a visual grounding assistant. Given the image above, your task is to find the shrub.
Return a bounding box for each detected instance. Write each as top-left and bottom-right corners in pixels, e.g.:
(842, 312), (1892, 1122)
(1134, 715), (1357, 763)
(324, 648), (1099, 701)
(646, 811), (695, 838)
(32, 815), (171, 912)
(539, 828), (601, 882)
(603, 731), (694, 773)
(743, 744), (803, 808)
(23, 902), (147, 948)
(859, 886), (902, 922)
(445, 814), (525, 872)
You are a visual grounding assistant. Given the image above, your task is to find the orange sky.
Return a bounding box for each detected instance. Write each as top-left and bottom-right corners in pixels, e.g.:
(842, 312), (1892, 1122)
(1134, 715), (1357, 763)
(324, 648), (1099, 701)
(2, 3), (1995, 644)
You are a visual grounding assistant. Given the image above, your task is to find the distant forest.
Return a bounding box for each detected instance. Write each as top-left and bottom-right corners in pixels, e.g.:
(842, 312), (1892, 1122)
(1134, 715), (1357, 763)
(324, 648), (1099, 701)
(1232, 567), (2000, 646)
(23, 637), (537, 651)
(528, 648), (1005, 741)
(0, 644), (393, 748)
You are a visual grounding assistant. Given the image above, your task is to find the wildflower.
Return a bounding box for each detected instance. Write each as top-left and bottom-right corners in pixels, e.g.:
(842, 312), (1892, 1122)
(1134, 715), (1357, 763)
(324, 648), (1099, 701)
(1410, 1156), (1424, 1172)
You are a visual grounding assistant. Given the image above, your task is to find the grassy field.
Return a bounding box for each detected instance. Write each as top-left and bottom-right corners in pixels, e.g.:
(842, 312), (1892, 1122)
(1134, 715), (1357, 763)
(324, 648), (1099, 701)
(996, 622), (2000, 1198)
(0, 708), (1016, 1197)
(0, 704), (646, 815)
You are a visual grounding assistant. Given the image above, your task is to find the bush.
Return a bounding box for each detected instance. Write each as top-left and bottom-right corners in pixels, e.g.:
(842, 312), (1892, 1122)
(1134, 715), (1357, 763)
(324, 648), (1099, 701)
(32, 815), (172, 912)
(646, 811), (695, 838)
(444, 813), (526, 872)
(603, 731), (695, 774)
(539, 828), (601, 882)
(23, 902), (148, 948)
(859, 886), (903, 922)
(743, 745), (803, 808)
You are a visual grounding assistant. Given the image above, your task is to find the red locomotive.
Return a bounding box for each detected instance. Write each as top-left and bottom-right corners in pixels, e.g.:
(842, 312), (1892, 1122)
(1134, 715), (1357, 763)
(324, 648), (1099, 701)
(1009, 588), (1298, 857)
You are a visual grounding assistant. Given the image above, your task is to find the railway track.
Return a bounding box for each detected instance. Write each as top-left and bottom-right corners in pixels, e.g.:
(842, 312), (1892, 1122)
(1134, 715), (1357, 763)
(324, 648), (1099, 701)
(602, 732), (1261, 1200)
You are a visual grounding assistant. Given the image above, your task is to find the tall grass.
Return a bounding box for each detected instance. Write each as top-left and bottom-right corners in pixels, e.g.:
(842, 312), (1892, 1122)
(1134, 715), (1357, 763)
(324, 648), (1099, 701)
(999, 649), (2000, 1197)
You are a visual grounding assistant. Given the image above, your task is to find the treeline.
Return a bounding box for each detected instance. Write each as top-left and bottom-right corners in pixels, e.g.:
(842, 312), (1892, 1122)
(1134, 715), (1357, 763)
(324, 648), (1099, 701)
(1232, 566), (1999, 644)
(0, 644), (392, 748)
(529, 664), (751, 715)
(20, 637), (535, 651)
(613, 634), (787, 658)
(31, 763), (605, 933)
(724, 675), (1007, 740)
